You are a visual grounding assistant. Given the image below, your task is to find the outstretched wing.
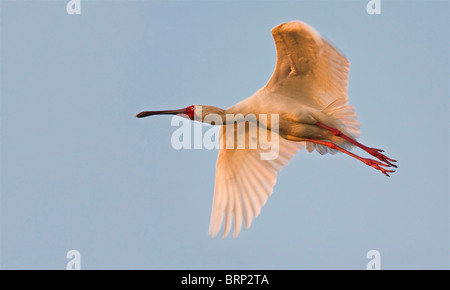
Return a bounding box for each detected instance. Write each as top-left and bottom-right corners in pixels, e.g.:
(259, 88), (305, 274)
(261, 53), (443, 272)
(266, 21), (350, 109)
(266, 21), (359, 154)
(208, 124), (304, 238)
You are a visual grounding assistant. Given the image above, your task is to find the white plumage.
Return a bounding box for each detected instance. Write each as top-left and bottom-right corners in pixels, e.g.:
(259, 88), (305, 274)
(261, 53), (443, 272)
(136, 21), (397, 238)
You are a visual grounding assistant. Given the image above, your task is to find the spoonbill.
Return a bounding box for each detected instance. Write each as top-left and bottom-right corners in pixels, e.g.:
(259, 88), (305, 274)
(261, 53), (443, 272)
(136, 21), (397, 238)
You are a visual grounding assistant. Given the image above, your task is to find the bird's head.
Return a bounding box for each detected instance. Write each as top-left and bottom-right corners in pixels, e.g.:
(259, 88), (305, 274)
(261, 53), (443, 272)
(136, 105), (201, 121)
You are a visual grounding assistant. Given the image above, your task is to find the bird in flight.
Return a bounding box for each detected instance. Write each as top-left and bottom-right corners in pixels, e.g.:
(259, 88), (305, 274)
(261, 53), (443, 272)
(136, 21), (397, 238)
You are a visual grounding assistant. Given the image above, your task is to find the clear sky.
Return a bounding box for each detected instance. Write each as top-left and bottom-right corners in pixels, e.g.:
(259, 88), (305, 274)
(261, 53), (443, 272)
(1, 0), (449, 269)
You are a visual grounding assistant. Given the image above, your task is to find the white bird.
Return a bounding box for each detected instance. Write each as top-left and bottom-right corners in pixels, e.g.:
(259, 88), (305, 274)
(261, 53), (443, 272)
(136, 21), (397, 238)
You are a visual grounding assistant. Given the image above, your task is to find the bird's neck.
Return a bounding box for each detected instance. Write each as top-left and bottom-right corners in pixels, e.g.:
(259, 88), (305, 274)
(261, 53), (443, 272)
(198, 105), (248, 125)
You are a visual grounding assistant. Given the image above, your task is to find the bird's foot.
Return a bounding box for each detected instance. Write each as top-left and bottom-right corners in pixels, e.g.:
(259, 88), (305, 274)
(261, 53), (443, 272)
(363, 158), (396, 177)
(366, 147), (398, 168)
(314, 122), (398, 169)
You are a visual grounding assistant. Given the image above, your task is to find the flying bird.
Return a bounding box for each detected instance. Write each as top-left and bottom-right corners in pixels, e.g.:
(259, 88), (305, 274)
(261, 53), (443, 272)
(136, 21), (397, 238)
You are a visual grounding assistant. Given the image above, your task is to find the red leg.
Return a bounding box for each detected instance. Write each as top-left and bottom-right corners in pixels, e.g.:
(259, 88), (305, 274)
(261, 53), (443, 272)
(315, 122), (397, 168)
(306, 139), (395, 177)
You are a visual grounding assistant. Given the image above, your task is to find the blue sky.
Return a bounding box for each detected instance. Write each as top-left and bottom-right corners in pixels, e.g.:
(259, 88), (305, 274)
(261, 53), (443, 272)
(1, 0), (449, 269)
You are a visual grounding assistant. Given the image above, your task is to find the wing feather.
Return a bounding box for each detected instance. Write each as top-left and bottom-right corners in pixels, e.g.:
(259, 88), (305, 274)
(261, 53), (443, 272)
(234, 169), (254, 229)
(209, 124), (304, 238)
(222, 180), (233, 238)
(232, 177), (243, 238)
(266, 21), (351, 109)
(265, 21), (360, 155)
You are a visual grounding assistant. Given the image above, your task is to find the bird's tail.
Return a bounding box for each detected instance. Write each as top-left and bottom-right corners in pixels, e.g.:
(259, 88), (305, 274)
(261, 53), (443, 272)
(306, 98), (360, 155)
(322, 98), (360, 139)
